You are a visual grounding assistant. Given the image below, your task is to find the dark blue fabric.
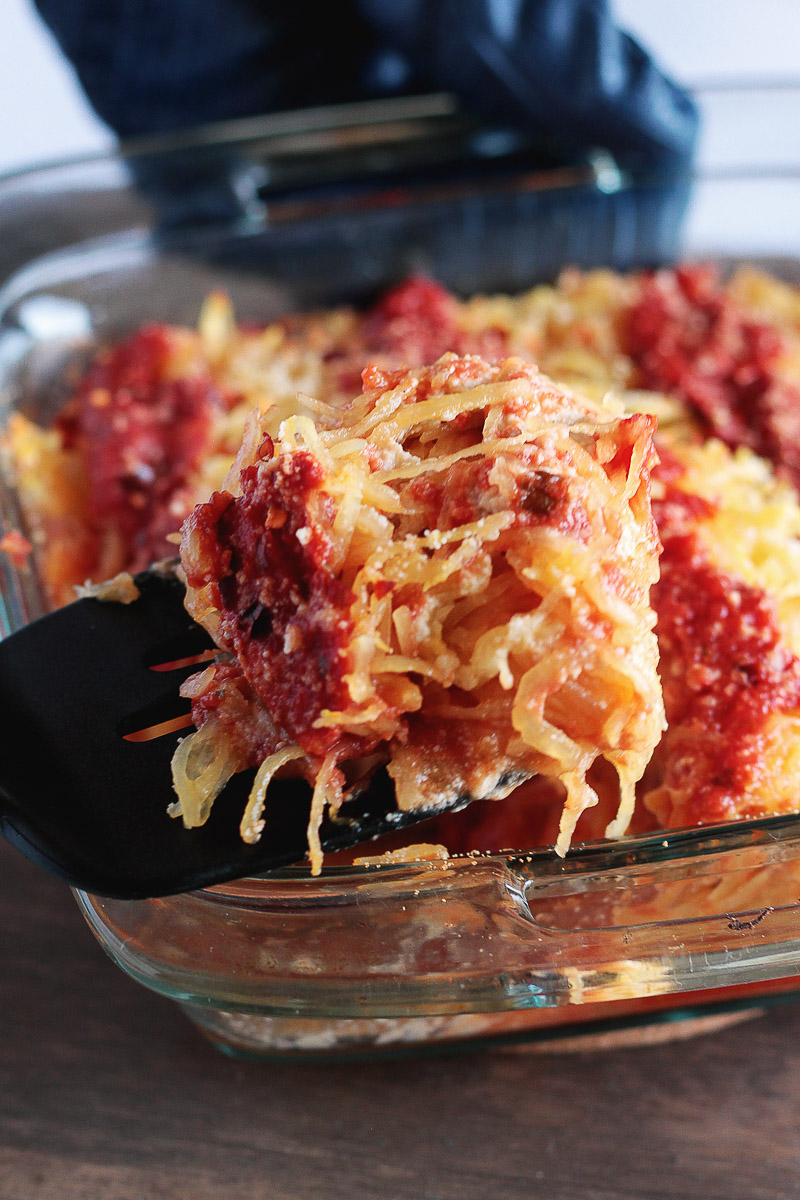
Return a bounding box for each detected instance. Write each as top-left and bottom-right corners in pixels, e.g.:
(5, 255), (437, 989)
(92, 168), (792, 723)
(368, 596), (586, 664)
(34, 0), (698, 166)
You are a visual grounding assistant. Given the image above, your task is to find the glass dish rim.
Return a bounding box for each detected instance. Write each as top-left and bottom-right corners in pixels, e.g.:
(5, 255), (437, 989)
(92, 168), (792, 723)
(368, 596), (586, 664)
(195, 810), (800, 900)
(1, 93), (800, 192)
(0, 93), (469, 186)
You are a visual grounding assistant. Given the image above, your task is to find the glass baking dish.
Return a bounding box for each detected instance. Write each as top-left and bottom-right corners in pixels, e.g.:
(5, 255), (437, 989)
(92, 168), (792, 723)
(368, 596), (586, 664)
(3, 97), (800, 1058)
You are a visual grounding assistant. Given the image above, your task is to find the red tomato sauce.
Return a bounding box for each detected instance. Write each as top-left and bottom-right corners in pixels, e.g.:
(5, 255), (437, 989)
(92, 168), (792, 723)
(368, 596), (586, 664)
(59, 326), (219, 569)
(361, 276), (508, 364)
(647, 460), (800, 824)
(626, 265), (800, 488)
(181, 453), (359, 761)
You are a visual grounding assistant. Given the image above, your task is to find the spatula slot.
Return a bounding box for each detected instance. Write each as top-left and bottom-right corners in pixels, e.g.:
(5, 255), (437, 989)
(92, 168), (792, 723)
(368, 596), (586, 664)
(122, 713), (194, 742)
(117, 695), (193, 741)
(142, 629), (215, 671)
(148, 649), (217, 673)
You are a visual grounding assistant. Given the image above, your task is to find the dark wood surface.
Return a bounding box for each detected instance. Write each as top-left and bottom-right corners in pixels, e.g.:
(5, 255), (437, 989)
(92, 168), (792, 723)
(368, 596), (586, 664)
(2, 838), (800, 1200)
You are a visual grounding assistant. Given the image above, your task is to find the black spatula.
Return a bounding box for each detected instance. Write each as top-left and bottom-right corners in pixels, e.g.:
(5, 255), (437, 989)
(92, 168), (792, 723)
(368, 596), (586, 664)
(0, 567), (509, 899)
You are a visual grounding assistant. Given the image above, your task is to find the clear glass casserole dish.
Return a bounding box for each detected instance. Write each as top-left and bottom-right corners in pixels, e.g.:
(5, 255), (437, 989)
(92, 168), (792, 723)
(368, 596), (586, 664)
(3, 96), (800, 1058)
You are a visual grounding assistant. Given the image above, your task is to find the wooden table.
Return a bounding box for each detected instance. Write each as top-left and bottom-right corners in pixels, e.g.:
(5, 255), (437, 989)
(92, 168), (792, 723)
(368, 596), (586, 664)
(3, 838), (800, 1200)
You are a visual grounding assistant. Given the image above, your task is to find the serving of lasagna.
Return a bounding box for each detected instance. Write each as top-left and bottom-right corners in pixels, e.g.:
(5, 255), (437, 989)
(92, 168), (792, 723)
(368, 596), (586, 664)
(176, 355), (664, 870)
(6, 265), (800, 869)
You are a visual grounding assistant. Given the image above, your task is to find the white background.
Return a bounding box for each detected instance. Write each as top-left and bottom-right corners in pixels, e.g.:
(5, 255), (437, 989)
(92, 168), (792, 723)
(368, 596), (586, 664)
(1, 0), (800, 174)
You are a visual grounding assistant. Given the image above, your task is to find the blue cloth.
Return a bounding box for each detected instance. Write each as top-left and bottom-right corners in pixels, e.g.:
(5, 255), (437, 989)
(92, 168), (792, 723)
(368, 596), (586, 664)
(34, 0), (698, 167)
